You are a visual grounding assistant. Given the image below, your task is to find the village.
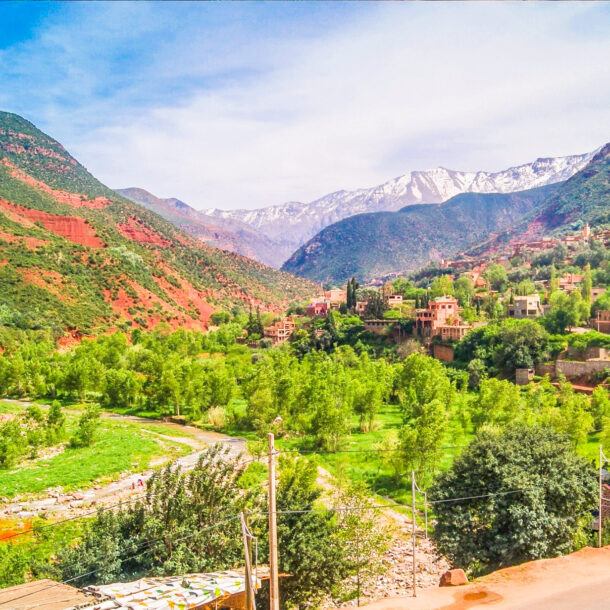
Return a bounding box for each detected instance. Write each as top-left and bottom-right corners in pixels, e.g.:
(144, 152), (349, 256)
(255, 224), (610, 393)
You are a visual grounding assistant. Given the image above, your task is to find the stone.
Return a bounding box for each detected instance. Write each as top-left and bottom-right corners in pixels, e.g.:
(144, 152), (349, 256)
(440, 569), (469, 586)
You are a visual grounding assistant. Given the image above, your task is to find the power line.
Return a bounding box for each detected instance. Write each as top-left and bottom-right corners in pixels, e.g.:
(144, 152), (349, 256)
(0, 515), (242, 609)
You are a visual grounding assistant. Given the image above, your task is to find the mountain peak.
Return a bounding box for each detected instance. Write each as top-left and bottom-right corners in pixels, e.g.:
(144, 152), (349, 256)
(201, 146), (599, 266)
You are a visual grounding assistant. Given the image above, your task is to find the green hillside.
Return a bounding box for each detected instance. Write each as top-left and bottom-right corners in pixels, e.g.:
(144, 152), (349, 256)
(0, 111), (315, 334)
(282, 183), (559, 284)
(467, 143), (610, 257)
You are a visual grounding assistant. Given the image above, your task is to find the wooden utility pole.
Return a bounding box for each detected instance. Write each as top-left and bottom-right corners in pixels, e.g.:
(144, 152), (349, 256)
(268, 433), (280, 610)
(411, 470), (417, 598)
(597, 443), (604, 548)
(241, 509), (255, 610)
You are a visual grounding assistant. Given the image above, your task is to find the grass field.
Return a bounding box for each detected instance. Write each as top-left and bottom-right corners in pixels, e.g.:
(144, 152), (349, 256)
(0, 402), (192, 498)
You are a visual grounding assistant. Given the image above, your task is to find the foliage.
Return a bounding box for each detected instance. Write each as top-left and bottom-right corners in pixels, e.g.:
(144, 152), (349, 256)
(431, 424), (597, 575)
(454, 319), (550, 376)
(57, 445), (260, 584)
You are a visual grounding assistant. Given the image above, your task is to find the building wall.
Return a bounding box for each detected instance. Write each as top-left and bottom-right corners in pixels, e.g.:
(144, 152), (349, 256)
(432, 344), (454, 362)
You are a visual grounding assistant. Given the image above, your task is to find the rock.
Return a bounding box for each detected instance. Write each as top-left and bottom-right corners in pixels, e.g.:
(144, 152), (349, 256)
(440, 569), (469, 586)
(71, 492), (84, 500)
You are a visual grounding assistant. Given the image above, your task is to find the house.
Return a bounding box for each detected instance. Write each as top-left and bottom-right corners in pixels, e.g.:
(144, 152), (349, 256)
(439, 324), (473, 342)
(507, 294), (543, 319)
(591, 287), (606, 302)
(364, 319), (395, 335)
(306, 301), (330, 317)
(560, 273), (584, 291)
(80, 571), (260, 610)
(414, 295), (460, 337)
(387, 294), (403, 307)
(324, 288), (347, 305)
(355, 300), (368, 316)
(591, 310), (610, 334)
(263, 317), (296, 345)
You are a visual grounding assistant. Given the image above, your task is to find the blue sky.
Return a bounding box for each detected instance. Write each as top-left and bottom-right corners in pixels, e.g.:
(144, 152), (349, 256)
(0, 2), (609, 210)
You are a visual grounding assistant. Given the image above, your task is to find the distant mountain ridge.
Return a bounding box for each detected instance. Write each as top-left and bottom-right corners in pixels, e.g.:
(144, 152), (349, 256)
(203, 150), (597, 263)
(116, 187), (294, 267)
(281, 145), (610, 284)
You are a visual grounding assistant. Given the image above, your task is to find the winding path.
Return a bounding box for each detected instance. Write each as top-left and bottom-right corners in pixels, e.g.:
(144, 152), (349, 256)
(0, 401), (247, 520)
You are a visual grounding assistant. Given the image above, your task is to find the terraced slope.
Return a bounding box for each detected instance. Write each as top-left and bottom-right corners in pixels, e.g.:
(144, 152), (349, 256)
(0, 111), (315, 333)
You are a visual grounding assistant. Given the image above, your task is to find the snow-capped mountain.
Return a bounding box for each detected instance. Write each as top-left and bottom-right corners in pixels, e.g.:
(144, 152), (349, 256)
(203, 149), (597, 264)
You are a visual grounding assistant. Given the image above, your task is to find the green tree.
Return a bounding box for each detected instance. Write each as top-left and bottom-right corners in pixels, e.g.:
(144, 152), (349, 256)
(57, 446), (258, 584)
(69, 404), (100, 448)
(591, 386), (610, 429)
(582, 263), (593, 303)
(431, 425), (597, 575)
(272, 456), (351, 609)
(363, 292), (388, 320)
(454, 276), (474, 307)
(484, 264), (508, 292)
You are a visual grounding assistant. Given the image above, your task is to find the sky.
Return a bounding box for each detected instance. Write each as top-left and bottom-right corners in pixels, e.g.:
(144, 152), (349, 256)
(0, 2), (609, 211)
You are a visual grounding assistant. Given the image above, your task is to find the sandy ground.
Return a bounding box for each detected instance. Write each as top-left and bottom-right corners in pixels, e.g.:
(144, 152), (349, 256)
(362, 546), (610, 609)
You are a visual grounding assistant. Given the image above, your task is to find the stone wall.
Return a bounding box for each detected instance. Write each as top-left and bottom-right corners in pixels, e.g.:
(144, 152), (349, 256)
(556, 359), (610, 378)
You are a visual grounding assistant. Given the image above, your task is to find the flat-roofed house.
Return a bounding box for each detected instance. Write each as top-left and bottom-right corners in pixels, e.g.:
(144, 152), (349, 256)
(263, 317), (296, 345)
(508, 294), (543, 319)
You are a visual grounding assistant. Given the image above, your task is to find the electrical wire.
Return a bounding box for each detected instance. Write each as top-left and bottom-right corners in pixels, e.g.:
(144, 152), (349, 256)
(0, 515), (242, 608)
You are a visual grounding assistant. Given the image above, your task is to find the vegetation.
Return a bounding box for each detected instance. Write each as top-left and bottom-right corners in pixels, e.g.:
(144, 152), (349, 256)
(0, 111), (316, 334)
(54, 446), (389, 608)
(282, 185), (559, 284)
(431, 425), (597, 576)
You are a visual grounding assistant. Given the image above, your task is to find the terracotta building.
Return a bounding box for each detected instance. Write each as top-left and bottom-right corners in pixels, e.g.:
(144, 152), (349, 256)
(306, 302), (330, 318)
(415, 295), (460, 337)
(263, 318), (296, 345)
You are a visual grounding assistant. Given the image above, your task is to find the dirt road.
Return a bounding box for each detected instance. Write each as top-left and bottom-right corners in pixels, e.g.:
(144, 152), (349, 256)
(0, 401), (247, 520)
(362, 546), (610, 610)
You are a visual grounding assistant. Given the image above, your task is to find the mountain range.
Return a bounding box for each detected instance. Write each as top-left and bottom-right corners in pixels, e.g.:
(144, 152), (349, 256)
(116, 188), (294, 268)
(282, 144), (610, 284)
(0, 111), (315, 334)
(199, 151), (596, 266)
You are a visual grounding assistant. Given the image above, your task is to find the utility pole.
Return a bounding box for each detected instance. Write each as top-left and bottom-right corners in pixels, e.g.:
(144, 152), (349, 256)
(411, 470), (417, 598)
(423, 491), (428, 540)
(597, 443), (604, 548)
(241, 509), (255, 610)
(268, 433), (280, 610)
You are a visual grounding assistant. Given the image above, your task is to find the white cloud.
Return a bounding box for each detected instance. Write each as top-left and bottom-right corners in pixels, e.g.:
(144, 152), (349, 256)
(3, 3), (610, 209)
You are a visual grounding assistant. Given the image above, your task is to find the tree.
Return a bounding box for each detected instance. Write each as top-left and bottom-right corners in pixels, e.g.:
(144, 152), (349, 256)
(493, 319), (549, 373)
(431, 425), (597, 576)
(484, 264), (508, 292)
(514, 279), (536, 296)
(471, 378), (524, 431)
(69, 404), (100, 448)
(270, 456), (351, 608)
(582, 263), (593, 303)
(454, 276), (474, 307)
(45, 401), (65, 445)
(591, 386), (610, 429)
(363, 292), (388, 320)
(430, 275), (454, 299)
(400, 398), (447, 479)
(57, 445), (259, 584)
(545, 291), (590, 333)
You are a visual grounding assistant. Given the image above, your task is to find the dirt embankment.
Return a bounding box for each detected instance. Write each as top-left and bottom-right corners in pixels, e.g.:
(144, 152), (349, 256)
(363, 546), (610, 610)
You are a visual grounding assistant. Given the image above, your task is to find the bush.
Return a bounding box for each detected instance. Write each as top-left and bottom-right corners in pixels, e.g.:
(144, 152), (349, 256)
(70, 405), (100, 448)
(431, 424), (597, 575)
